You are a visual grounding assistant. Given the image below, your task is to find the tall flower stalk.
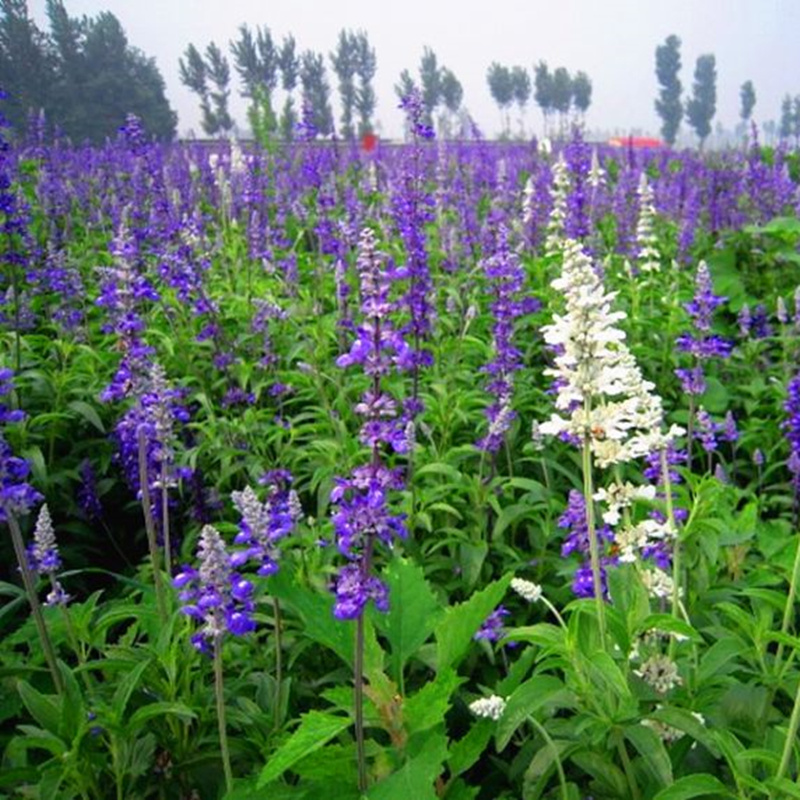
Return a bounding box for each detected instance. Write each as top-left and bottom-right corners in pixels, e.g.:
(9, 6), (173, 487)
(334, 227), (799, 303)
(476, 224), (539, 470)
(0, 369), (62, 692)
(331, 227), (411, 792)
(232, 473), (300, 728)
(393, 89), (435, 415)
(174, 524), (256, 793)
(540, 239), (683, 645)
(674, 261), (732, 472)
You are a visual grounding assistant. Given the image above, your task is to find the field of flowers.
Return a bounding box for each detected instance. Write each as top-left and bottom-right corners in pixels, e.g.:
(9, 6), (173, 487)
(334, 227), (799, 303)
(1, 98), (800, 800)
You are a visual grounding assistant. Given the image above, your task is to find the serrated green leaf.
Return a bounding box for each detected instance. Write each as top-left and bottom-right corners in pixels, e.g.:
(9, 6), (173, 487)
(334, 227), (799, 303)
(403, 668), (462, 734)
(268, 568), (354, 667)
(367, 729), (448, 800)
(258, 711), (351, 786)
(373, 557), (441, 683)
(435, 574), (511, 672)
(448, 719), (493, 777)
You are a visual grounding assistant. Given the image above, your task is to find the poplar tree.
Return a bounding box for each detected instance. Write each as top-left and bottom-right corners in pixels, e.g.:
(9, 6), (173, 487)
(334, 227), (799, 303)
(685, 54), (716, 149)
(654, 34), (683, 145)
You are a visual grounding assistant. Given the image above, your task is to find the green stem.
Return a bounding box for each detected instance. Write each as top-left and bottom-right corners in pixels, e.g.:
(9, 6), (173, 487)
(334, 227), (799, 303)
(776, 668), (800, 783)
(137, 426), (167, 624)
(354, 612), (367, 794)
(661, 448), (682, 660)
(615, 731), (641, 800)
(581, 407), (606, 649)
(161, 462), (172, 577)
(775, 522), (800, 674)
(6, 512), (63, 694)
(526, 714), (569, 800)
(274, 597), (283, 730)
(214, 635), (233, 795)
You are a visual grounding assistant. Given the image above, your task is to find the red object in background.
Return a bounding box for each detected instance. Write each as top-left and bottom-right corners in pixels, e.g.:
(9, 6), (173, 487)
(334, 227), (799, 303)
(361, 132), (378, 153)
(608, 136), (665, 149)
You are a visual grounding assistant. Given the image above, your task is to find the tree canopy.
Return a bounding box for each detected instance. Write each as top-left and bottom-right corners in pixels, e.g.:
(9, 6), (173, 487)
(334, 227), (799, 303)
(654, 34), (682, 145)
(0, 0), (176, 141)
(685, 53), (716, 148)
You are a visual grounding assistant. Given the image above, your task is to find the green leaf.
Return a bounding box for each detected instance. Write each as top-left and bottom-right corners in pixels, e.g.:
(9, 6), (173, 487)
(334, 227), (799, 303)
(652, 774), (735, 799)
(128, 702), (197, 727)
(458, 541), (488, 589)
(435, 574), (511, 672)
(492, 503), (536, 541)
(403, 669), (463, 734)
(637, 614), (702, 643)
(570, 750), (629, 797)
(496, 675), (571, 751)
(67, 400), (105, 433)
(17, 681), (61, 736)
(268, 568), (355, 667)
(624, 724), (673, 787)
(701, 377), (729, 415)
(291, 742), (357, 784)
(442, 778), (480, 800)
(447, 719), (493, 777)
(258, 711), (351, 786)
(522, 739), (578, 800)
(764, 778), (800, 799)
(648, 707), (720, 757)
(698, 637), (743, 683)
(111, 658), (152, 722)
(367, 729), (448, 800)
(12, 725), (67, 757)
(57, 661), (85, 741)
(373, 557), (441, 683)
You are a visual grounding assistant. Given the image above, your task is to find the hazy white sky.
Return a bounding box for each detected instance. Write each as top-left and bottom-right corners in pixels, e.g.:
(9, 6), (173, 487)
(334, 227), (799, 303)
(26, 0), (800, 139)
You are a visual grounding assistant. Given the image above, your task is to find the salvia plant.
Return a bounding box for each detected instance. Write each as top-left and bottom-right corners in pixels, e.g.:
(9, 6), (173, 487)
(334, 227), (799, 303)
(0, 108), (800, 800)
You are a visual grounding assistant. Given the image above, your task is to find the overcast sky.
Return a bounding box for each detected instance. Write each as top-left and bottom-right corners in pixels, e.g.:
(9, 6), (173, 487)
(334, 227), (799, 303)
(26, 0), (800, 140)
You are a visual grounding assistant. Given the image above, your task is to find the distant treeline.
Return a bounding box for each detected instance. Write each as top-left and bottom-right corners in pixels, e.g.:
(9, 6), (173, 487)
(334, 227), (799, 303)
(0, 0), (176, 143)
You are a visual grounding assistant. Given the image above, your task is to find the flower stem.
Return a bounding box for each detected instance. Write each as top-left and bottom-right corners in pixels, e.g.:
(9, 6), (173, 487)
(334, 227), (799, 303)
(354, 611), (367, 794)
(526, 714), (569, 800)
(160, 462), (172, 577)
(661, 449), (682, 660)
(137, 426), (167, 624)
(775, 523), (800, 675)
(581, 415), (606, 649)
(777, 665), (800, 782)
(6, 512), (63, 694)
(213, 635), (233, 795)
(274, 597), (283, 730)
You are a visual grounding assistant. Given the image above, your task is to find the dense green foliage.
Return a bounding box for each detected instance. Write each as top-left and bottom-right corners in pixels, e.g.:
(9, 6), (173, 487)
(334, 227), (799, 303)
(0, 122), (800, 799)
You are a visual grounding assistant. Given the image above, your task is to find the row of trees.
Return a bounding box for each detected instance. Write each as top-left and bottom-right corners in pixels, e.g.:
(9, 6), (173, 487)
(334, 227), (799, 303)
(0, 0), (176, 141)
(654, 35), (760, 148)
(486, 62), (592, 138)
(180, 26), (378, 140)
(393, 47), (463, 136)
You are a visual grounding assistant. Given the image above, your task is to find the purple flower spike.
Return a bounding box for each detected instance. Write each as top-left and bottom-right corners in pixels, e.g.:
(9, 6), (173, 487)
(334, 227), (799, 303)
(329, 229), (411, 619)
(174, 525), (256, 653)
